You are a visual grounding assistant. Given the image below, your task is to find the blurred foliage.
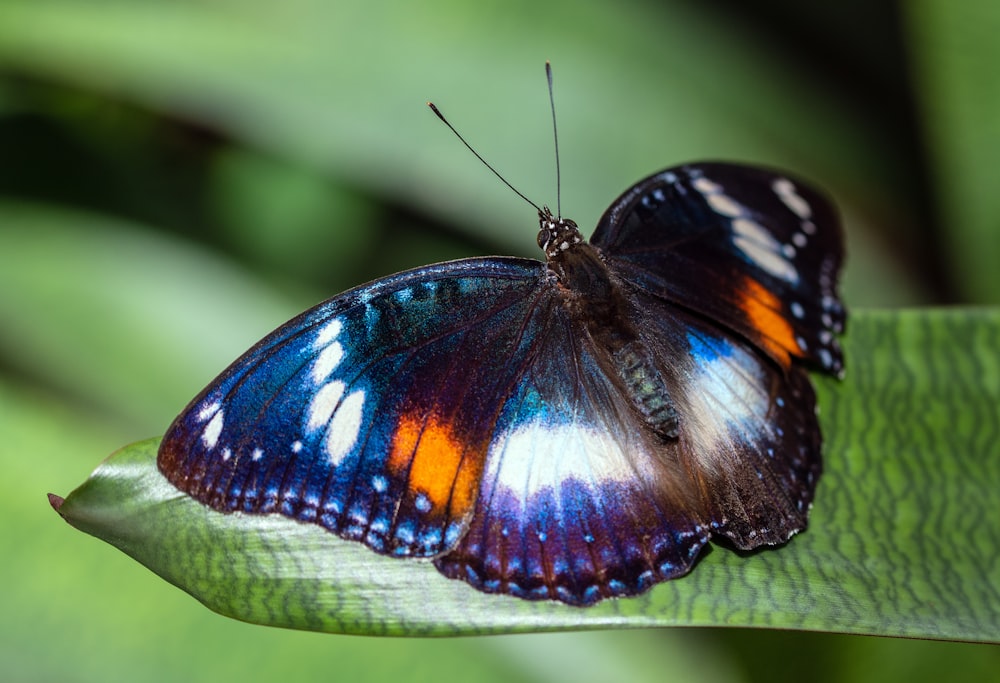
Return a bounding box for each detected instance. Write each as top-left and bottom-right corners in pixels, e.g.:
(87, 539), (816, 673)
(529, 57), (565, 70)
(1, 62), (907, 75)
(1, 0), (998, 681)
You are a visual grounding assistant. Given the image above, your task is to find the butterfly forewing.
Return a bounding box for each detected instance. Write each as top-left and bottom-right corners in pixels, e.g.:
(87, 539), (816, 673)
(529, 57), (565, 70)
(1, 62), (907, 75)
(160, 258), (553, 557)
(593, 162), (845, 376)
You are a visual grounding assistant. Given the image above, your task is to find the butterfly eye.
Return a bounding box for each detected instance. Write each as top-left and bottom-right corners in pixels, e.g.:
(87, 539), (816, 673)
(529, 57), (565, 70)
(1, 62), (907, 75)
(537, 228), (551, 249)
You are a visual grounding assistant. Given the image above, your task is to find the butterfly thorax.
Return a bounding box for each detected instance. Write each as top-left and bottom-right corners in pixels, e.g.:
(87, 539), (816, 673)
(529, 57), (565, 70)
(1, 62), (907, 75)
(538, 208), (615, 305)
(538, 208), (680, 441)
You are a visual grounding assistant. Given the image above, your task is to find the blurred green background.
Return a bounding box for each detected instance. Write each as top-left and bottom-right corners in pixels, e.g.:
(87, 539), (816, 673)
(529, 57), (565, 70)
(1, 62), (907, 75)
(1, 0), (998, 681)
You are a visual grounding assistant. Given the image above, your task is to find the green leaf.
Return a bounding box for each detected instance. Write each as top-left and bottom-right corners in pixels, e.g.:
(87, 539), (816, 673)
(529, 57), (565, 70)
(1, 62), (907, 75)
(51, 309), (1000, 641)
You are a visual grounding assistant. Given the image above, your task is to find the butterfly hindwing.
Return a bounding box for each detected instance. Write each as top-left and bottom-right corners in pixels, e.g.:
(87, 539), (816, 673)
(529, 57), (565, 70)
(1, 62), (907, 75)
(624, 290), (824, 548)
(435, 303), (711, 605)
(593, 162), (845, 376)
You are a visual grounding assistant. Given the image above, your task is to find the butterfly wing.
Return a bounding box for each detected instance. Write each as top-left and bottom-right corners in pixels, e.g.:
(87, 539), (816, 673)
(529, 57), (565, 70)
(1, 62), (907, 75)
(434, 306), (710, 605)
(159, 258), (554, 558)
(591, 162), (845, 377)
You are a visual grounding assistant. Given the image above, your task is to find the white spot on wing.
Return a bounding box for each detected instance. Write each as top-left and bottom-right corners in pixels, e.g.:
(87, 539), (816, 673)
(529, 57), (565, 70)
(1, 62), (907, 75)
(311, 341), (344, 383)
(197, 401), (221, 422)
(692, 177), (722, 194)
(307, 380), (346, 432)
(202, 409), (224, 449)
(486, 422), (630, 502)
(314, 317), (343, 348)
(733, 236), (799, 282)
(818, 348), (833, 368)
(324, 389), (365, 465)
(682, 349), (769, 472)
(732, 218), (776, 247)
(706, 193), (744, 218)
(731, 218), (799, 282)
(772, 178), (812, 220)
(415, 493), (432, 514)
(692, 176), (745, 218)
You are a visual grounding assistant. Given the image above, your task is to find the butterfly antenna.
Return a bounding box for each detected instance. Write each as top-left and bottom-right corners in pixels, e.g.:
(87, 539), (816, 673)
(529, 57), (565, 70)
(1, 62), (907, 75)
(427, 101), (543, 214)
(546, 61), (562, 219)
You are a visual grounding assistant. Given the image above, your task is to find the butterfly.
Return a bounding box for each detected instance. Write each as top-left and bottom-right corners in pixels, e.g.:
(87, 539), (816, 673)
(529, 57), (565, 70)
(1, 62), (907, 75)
(158, 156), (844, 606)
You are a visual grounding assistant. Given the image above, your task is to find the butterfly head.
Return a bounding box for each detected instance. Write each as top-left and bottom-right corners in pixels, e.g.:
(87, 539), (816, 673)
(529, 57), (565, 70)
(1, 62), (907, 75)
(537, 207), (584, 260)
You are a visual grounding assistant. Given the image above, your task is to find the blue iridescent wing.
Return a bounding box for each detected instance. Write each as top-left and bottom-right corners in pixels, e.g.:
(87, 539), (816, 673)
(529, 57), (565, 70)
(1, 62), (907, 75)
(158, 257), (712, 604)
(592, 162), (845, 376)
(159, 258), (551, 558)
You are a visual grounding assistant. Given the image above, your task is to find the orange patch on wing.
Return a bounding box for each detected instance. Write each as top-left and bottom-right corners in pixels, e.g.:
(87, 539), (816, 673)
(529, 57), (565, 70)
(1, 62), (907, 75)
(388, 412), (482, 518)
(739, 277), (801, 367)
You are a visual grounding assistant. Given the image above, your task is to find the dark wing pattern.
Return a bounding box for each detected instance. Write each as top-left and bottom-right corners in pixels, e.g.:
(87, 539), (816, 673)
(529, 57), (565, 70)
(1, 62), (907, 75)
(592, 162), (845, 376)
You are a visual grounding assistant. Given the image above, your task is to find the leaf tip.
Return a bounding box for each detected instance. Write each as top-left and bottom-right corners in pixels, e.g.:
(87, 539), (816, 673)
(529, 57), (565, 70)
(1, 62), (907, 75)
(47, 492), (66, 513)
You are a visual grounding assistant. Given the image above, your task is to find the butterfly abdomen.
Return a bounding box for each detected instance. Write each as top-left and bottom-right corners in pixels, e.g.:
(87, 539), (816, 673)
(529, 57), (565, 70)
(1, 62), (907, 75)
(610, 340), (680, 440)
